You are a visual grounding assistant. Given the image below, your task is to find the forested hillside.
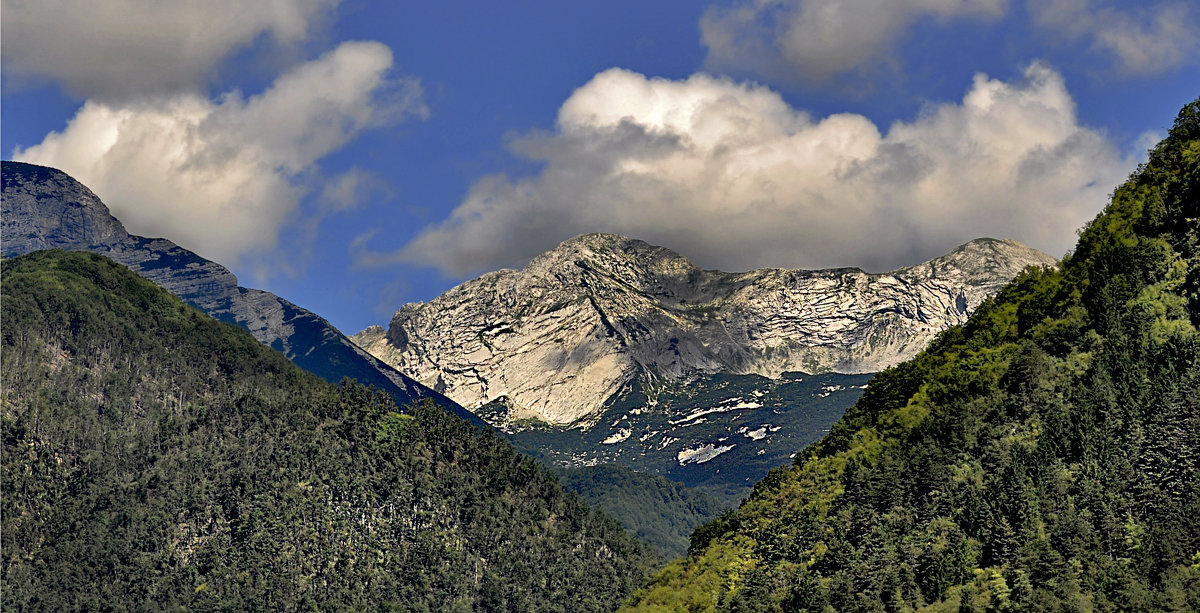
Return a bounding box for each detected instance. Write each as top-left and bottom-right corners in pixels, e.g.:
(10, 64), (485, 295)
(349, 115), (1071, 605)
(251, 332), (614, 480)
(560, 463), (726, 560)
(625, 100), (1200, 611)
(0, 161), (483, 429)
(0, 250), (652, 611)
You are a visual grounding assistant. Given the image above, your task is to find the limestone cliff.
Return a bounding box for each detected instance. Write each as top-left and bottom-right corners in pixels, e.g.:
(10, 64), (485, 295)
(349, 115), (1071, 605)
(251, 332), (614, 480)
(354, 233), (1055, 425)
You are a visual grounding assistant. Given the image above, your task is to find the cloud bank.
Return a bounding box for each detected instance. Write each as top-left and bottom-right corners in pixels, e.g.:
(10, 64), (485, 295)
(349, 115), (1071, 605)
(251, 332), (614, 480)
(1, 0), (340, 100)
(15, 41), (425, 265)
(379, 64), (1130, 277)
(1029, 0), (1199, 75)
(700, 0), (1008, 83)
(699, 0), (1198, 83)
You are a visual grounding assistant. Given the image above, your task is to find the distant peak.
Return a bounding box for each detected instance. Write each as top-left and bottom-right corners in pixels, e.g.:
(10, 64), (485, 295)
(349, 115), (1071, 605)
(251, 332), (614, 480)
(938, 237), (1057, 265)
(569, 232), (630, 242)
(956, 237), (1021, 250)
(537, 232), (668, 263)
(556, 232), (640, 251)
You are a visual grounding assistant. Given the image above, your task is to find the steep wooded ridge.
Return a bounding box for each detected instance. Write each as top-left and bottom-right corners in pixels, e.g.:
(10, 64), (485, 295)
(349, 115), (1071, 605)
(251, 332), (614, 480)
(559, 464), (725, 560)
(0, 162), (483, 427)
(354, 234), (1053, 427)
(625, 100), (1200, 611)
(0, 250), (652, 610)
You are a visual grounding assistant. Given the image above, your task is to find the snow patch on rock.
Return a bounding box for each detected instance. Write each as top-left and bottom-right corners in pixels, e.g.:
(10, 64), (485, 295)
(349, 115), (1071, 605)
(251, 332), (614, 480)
(601, 428), (631, 445)
(744, 426), (769, 440)
(677, 444), (736, 465)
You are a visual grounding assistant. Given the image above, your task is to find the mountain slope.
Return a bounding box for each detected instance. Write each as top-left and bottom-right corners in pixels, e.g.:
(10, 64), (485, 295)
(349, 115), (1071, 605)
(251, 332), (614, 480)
(0, 161), (483, 426)
(354, 234), (1054, 426)
(508, 371), (872, 507)
(623, 100), (1200, 612)
(0, 249), (652, 610)
(559, 464), (726, 560)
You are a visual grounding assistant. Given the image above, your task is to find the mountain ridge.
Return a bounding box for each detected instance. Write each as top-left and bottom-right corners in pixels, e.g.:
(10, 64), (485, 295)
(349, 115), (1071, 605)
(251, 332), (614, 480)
(354, 231), (1056, 425)
(1, 160), (481, 425)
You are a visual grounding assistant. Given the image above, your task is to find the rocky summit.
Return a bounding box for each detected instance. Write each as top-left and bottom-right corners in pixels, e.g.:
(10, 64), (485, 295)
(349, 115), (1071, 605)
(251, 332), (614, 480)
(354, 232), (1056, 426)
(1, 161), (476, 423)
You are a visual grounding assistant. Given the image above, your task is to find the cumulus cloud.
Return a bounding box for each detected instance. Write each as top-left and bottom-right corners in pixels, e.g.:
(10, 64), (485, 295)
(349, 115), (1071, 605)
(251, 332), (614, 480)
(14, 41), (425, 265)
(1, 0), (340, 100)
(1029, 0), (1199, 75)
(700, 0), (1008, 82)
(371, 64), (1130, 277)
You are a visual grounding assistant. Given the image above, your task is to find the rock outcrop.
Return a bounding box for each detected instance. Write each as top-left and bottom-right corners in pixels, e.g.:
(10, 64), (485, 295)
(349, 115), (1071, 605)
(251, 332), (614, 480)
(354, 233), (1056, 425)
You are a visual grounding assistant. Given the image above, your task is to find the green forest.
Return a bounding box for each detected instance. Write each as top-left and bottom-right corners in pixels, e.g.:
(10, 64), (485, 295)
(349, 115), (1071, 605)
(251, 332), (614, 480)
(0, 250), (653, 611)
(624, 100), (1200, 611)
(559, 463), (725, 560)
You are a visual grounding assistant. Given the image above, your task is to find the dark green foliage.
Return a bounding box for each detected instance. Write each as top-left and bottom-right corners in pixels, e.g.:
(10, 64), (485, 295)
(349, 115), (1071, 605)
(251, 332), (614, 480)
(559, 463), (725, 559)
(1, 250), (652, 611)
(627, 99), (1200, 611)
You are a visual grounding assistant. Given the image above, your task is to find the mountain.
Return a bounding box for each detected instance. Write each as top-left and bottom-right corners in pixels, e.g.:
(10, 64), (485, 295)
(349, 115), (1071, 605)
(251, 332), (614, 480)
(623, 100), (1200, 611)
(1, 161), (483, 426)
(354, 229), (1054, 513)
(0, 161), (735, 560)
(1, 249), (653, 610)
(353, 233), (1055, 427)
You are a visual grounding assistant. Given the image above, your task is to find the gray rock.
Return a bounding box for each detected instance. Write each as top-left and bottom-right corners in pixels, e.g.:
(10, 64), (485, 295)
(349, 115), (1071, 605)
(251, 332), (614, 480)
(354, 232), (1056, 426)
(1, 162), (128, 252)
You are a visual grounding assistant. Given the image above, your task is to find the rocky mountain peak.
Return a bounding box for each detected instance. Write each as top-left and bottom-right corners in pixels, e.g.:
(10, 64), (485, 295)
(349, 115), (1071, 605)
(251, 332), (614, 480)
(905, 237), (1055, 280)
(523, 232), (707, 294)
(2, 161), (479, 426)
(2, 162), (129, 254)
(549, 232), (661, 257)
(354, 233), (1057, 427)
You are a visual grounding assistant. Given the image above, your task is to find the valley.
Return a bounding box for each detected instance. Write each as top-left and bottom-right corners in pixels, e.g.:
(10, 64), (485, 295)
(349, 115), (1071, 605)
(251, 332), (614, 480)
(0, 159), (1078, 578)
(4, 1), (1196, 609)
(3, 101), (1196, 610)
(352, 229), (1053, 510)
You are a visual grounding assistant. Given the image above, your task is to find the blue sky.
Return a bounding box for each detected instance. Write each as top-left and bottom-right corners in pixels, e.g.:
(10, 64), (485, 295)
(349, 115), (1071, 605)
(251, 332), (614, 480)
(3, 0), (1197, 335)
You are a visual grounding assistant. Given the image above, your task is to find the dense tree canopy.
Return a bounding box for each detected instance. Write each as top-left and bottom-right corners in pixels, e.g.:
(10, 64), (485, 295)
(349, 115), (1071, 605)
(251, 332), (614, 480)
(1, 250), (653, 611)
(560, 463), (726, 560)
(625, 100), (1200, 612)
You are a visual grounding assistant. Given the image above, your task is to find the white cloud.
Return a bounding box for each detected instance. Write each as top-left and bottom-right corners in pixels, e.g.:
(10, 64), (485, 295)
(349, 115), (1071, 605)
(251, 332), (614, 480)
(14, 41), (425, 265)
(1029, 0), (1198, 75)
(374, 64), (1130, 277)
(320, 168), (389, 212)
(1, 0), (340, 100)
(700, 0), (1008, 82)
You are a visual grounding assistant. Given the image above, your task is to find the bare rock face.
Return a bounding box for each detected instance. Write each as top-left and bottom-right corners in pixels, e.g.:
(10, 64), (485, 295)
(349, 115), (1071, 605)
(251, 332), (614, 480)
(1, 162), (128, 253)
(2, 161), (474, 423)
(354, 233), (1056, 426)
